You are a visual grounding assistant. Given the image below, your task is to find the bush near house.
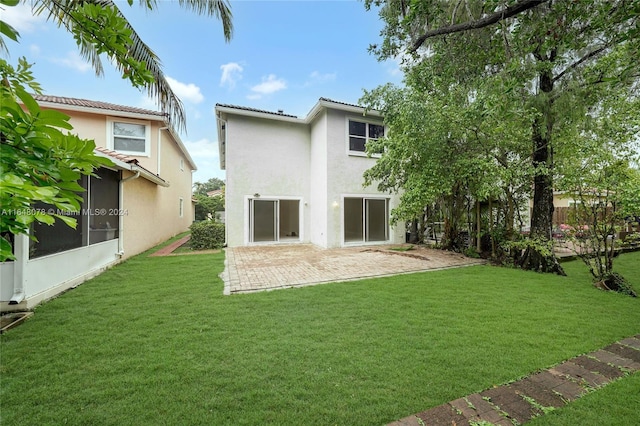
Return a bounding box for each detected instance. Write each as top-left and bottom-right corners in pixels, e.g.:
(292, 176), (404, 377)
(189, 221), (225, 250)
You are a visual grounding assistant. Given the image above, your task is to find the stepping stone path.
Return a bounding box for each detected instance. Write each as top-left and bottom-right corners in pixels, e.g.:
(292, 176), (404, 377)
(389, 334), (640, 426)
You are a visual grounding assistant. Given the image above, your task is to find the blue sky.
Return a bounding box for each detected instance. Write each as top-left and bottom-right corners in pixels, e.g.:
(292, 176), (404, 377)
(2, 1), (401, 183)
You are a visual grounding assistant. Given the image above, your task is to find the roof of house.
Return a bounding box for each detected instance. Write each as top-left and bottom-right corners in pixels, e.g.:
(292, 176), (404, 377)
(206, 189), (224, 197)
(214, 103), (299, 119)
(32, 94), (197, 171)
(94, 147), (169, 187)
(215, 98), (379, 123)
(34, 94), (166, 118)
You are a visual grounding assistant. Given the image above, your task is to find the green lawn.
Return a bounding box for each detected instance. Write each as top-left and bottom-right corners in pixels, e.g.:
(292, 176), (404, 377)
(1, 247), (639, 425)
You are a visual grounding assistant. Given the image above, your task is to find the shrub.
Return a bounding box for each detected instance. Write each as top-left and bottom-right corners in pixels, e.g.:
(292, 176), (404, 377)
(189, 221), (225, 250)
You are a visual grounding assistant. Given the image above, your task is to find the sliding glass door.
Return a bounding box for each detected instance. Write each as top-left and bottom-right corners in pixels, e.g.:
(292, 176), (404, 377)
(249, 198), (300, 243)
(344, 197), (388, 243)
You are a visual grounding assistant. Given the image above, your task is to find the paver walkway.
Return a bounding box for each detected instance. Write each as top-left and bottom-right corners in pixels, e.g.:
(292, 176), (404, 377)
(149, 234), (191, 257)
(220, 244), (485, 295)
(388, 335), (640, 426)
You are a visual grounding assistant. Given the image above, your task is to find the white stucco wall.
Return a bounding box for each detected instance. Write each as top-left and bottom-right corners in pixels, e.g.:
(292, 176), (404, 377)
(324, 109), (404, 247)
(309, 111), (329, 247)
(225, 115), (311, 247)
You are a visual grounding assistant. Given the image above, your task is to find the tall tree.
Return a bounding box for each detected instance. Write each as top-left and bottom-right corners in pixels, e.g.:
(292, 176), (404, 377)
(193, 177), (225, 196)
(365, 0), (640, 273)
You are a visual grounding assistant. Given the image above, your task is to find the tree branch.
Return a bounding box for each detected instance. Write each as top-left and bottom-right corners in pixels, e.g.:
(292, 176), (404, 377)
(553, 45), (610, 83)
(410, 0), (550, 53)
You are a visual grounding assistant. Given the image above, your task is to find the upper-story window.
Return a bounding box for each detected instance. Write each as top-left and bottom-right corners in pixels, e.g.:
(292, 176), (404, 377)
(108, 118), (151, 156)
(348, 119), (384, 155)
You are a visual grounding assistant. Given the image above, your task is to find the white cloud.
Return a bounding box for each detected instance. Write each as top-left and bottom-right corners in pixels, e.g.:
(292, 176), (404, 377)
(183, 137), (222, 182)
(50, 51), (92, 73)
(220, 62), (243, 89)
(248, 74), (287, 99)
(306, 71), (337, 85)
(384, 56), (403, 78)
(29, 44), (41, 57)
(1, 3), (43, 33)
(184, 137), (219, 161)
(138, 95), (160, 111)
(166, 76), (204, 104)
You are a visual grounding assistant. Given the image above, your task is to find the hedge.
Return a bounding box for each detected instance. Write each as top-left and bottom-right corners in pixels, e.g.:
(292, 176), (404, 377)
(189, 221), (225, 250)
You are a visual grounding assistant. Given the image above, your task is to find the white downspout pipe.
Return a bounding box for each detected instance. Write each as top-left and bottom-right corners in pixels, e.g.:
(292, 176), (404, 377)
(9, 234), (29, 305)
(217, 115), (228, 247)
(117, 171), (140, 256)
(157, 127), (168, 176)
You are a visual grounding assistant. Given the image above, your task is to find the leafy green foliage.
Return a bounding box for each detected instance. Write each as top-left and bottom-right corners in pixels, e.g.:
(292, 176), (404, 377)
(193, 177), (225, 196)
(555, 90), (640, 287)
(363, 0), (640, 273)
(189, 220), (225, 250)
(193, 193), (224, 221)
(0, 59), (112, 261)
(0, 0), (20, 54)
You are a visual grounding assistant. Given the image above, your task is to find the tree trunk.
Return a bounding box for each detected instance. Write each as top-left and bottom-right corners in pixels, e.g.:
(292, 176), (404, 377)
(408, 219), (419, 244)
(518, 66), (565, 275)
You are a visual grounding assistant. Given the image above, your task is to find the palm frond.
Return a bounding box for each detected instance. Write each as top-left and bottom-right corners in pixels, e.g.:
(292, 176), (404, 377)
(175, 0), (233, 41)
(32, 0), (186, 132)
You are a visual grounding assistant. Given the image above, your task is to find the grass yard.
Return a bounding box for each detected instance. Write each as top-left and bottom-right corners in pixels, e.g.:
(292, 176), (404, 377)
(1, 246), (639, 425)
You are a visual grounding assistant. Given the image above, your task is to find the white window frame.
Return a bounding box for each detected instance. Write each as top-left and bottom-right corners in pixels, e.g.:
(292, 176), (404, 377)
(179, 197), (184, 218)
(180, 158), (185, 171)
(346, 117), (385, 158)
(107, 117), (151, 157)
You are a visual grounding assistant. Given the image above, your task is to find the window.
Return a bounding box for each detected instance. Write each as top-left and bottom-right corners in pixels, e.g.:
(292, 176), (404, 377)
(180, 158), (184, 171)
(109, 118), (150, 156)
(89, 168), (120, 244)
(179, 197), (184, 218)
(30, 169), (120, 258)
(348, 119), (384, 154)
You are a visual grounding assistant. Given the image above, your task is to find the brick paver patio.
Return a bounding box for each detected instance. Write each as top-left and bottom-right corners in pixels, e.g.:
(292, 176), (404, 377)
(220, 244), (485, 295)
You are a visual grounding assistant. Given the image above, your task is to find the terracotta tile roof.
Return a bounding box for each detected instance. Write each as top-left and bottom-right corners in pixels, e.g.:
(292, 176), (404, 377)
(94, 146), (167, 186)
(207, 189), (223, 197)
(34, 94), (166, 118)
(215, 103), (299, 118)
(94, 146), (138, 164)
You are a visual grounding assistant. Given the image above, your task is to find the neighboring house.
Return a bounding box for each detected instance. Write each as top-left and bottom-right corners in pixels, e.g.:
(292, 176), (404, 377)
(1, 95), (196, 311)
(206, 189), (223, 198)
(215, 98), (404, 248)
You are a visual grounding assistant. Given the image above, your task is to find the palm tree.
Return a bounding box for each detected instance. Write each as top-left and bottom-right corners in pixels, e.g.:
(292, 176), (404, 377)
(31, 0), (233, 132)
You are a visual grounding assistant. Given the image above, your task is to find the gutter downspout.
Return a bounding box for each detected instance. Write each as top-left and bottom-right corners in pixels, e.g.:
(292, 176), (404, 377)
(117, 171), (140, 256)
(157, 127), (168, 176)
(9, 234), (29, 305)
(216, 114), (228, 247)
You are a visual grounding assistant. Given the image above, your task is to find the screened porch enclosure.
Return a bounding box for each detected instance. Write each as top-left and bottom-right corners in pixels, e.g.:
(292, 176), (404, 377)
(249, 199), (300, 243)
(344, 197), (388, 243)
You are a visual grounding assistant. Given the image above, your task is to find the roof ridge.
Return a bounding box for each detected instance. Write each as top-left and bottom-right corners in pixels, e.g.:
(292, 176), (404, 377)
(215, 103), (299, 118)
(34, 94), (165, 117)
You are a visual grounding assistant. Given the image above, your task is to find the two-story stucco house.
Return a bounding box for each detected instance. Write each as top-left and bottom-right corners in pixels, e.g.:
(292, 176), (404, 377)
(215, 98), (404, 248)
(1, 95), (196, 311)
